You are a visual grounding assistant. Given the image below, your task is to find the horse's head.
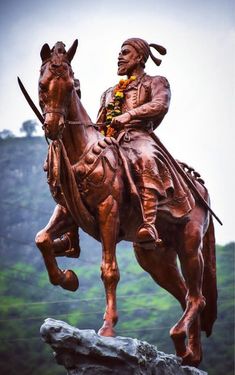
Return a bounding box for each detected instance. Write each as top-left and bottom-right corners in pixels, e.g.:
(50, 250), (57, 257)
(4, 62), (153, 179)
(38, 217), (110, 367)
(39, 40), (78, 140)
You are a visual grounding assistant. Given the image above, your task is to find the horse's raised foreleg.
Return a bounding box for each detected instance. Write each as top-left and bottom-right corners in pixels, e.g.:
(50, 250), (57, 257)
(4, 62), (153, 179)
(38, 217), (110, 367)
(97, 195), (120, 337)
(35, 204), (79, 291)
(170, 219), (206, 365)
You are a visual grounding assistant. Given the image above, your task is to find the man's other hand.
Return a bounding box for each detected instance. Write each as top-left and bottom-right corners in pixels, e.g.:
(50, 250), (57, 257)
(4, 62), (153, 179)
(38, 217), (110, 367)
(111, 112), (131, 128)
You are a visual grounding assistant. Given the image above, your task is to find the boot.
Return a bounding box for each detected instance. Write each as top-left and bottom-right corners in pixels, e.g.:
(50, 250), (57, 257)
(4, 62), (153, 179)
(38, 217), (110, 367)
(53, 228), (81, 258)
(136, 187), (162, 246)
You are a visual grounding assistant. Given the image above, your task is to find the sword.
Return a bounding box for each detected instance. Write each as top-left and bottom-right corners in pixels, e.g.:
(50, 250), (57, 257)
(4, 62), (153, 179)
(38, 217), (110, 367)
(150, 132), (223, 226)
(17, 77), (44, 124)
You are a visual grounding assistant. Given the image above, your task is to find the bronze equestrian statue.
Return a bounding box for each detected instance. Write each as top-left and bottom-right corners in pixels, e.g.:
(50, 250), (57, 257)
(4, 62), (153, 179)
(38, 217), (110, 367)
(19, 38), (219, 367)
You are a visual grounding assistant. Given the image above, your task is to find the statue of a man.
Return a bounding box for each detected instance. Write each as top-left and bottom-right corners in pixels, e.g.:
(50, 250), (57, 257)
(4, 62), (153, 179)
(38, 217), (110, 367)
(97, 38), (174, 246)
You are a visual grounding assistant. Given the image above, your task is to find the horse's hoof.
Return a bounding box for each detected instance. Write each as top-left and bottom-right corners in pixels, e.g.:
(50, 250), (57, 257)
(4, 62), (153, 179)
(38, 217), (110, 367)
(98, 322), (116, 337)
(181, 349), (201, 367)
(60, 269), (79, 291)
(170, 325), (188, 358)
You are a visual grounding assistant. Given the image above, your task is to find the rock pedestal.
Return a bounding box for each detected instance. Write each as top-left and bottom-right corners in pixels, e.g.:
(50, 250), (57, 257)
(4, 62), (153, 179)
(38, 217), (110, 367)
(40, 318), (207, 375)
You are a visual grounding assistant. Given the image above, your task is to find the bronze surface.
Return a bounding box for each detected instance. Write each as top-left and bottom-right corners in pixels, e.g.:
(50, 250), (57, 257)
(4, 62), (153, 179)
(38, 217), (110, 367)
(31, 39), (217, 367)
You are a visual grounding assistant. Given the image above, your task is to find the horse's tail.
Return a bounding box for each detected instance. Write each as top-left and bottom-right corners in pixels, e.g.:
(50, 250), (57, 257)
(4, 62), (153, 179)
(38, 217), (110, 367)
(201, 215), (217, 337)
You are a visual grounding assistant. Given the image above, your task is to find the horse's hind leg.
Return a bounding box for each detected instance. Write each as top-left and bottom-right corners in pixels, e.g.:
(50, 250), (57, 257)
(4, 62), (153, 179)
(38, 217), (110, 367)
(35, 204), (79, 291)
(134, 243), (187, 314)
(186, 316), (202, 367)
(134, 242), (202, 364)
(170, 218), (206, 365)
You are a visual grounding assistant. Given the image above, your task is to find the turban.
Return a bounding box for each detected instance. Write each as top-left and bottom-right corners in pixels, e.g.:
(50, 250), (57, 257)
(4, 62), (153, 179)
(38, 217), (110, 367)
(122, 37), (166, 66)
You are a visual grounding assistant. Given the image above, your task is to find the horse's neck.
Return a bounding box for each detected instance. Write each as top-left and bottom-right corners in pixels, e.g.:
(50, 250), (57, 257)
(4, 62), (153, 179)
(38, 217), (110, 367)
(62, 90), (100, 164)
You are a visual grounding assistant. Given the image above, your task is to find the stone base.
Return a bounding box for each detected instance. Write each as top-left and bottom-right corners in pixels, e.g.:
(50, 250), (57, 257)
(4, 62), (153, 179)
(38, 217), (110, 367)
(40, 318), (207, 375)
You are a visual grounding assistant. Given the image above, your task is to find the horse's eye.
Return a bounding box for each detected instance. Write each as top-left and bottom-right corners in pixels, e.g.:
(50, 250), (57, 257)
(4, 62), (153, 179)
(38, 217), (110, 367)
(51, 63), (60, 69)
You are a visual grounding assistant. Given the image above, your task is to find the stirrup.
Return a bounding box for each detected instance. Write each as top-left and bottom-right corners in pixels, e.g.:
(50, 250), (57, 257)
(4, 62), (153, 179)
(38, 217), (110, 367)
(136, 223), (162, 247)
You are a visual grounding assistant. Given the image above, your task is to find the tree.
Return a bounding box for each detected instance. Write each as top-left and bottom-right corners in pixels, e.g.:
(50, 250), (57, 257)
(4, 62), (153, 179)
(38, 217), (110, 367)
(20, 120), (38, 137)
(0, 129), (15, 139)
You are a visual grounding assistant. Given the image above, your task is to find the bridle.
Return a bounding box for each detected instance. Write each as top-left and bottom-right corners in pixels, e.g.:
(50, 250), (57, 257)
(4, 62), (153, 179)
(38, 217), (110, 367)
(42, 112), (99, 145)
(40, 59), (73, 141)
(40, 59), (100, 144)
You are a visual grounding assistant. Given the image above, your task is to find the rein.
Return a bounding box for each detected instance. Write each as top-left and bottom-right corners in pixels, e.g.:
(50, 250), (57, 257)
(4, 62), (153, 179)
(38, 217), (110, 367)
(66, 120), (99, 129)
(43, 120), (100, 145)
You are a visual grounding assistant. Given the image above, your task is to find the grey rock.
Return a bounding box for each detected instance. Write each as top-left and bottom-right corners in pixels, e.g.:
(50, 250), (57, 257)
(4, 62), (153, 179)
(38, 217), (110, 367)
(40, 318), (207, 375)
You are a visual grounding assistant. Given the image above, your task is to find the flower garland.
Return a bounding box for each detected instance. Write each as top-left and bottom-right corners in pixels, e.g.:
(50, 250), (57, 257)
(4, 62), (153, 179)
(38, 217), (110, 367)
(101, 75), (136, 137)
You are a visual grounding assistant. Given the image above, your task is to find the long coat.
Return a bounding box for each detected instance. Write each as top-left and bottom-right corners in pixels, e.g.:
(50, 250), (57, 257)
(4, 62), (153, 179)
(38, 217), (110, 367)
(97, 73), (196, 219)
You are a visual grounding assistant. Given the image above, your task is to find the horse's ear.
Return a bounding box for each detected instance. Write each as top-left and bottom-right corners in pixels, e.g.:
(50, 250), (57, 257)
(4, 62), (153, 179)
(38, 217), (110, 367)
(67, 39), (78, 62)
(40, 43), (51, 61)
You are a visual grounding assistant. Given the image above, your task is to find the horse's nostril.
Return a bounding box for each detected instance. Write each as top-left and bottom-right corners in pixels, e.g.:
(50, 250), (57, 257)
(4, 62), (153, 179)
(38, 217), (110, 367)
(51, 63), (61, 68)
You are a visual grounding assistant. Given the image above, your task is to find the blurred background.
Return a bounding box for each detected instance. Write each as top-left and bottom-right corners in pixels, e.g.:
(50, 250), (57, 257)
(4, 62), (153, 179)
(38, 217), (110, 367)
(0, 0), (234, 374)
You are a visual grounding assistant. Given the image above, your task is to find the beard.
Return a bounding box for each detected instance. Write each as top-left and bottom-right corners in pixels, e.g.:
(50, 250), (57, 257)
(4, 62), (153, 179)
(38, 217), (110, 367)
(117, 60), (137, 76)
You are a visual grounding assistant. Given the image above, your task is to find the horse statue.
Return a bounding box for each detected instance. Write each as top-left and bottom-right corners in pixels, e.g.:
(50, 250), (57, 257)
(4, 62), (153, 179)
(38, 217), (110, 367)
(33, 40), (217, 367)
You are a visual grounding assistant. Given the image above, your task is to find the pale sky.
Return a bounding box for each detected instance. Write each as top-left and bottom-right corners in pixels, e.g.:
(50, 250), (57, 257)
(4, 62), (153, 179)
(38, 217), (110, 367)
(0, 0), (234, 244)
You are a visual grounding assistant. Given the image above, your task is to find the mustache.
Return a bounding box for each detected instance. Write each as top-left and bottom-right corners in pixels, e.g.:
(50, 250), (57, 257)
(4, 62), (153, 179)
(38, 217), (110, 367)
(118, 60), (126, 66)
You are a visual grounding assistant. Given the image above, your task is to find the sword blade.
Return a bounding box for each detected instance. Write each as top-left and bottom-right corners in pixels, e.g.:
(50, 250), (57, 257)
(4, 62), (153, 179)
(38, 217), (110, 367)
(17, 77), (44, 124)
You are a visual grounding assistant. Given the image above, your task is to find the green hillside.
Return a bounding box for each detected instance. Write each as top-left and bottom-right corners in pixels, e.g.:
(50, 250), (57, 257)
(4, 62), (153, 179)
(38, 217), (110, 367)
(0, 137), (234, 375)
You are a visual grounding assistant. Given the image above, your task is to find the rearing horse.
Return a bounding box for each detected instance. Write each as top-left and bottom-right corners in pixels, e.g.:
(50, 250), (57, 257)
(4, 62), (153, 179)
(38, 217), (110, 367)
(35, 40), (217, 367)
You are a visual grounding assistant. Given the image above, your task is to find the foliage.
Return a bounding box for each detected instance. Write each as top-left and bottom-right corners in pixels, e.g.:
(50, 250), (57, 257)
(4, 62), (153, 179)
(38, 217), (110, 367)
(20, 120), (38, 137)
(0, 129), (15, 139)
(0, 137), (234, 375)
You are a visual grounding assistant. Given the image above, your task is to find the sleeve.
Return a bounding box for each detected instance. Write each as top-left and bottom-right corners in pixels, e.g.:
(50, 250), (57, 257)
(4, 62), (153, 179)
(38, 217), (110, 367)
(96, 91), (106, 126)
(128, 76), (171, 120)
